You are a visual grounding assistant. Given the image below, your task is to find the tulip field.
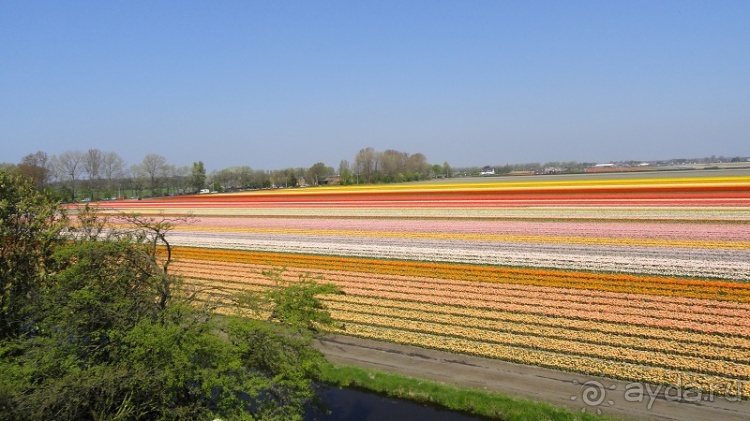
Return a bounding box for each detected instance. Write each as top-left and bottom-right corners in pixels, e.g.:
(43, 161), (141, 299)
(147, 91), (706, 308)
(96, 172), (750, 397)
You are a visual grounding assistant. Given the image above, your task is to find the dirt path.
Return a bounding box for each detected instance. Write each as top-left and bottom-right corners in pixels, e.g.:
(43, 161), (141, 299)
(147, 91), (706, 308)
(315, 335), (749, 421)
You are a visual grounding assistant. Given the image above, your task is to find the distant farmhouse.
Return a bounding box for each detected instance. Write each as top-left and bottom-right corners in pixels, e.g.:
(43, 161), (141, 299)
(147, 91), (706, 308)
(480, 166), (495, 176)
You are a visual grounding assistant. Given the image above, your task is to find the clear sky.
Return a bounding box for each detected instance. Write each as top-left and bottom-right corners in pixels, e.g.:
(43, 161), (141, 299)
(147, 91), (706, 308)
(2, 1), (748, 171)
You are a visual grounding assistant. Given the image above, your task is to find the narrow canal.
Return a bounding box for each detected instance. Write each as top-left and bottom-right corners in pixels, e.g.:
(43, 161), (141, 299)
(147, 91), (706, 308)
(306, 386), (489, 421)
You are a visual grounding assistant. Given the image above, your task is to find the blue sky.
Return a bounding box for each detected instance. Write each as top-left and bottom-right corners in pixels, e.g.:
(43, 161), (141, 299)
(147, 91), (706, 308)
(2, 1), (748, 171)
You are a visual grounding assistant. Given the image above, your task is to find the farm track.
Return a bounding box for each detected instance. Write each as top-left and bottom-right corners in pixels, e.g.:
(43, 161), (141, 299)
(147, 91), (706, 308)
(315, 334), (750, 421)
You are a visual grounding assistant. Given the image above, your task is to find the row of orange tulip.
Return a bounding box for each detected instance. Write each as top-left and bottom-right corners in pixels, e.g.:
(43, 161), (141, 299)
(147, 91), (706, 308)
(170, 259), (750, 358)
(170, 247), (750, 302)
(170, 258), (750, 334)
(171, 258), (749, 323)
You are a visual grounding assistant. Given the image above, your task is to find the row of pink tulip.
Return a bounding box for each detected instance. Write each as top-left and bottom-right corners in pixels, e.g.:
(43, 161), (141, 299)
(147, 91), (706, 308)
(187, 216), (750, 241)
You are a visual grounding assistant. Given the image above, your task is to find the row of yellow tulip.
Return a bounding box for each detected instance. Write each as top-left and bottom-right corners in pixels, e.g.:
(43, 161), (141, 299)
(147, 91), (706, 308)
(323, 299), (750, 363)
(322, 294), (750, 349)
(332, 322), (749, 397)
(327, 310), (749, 379)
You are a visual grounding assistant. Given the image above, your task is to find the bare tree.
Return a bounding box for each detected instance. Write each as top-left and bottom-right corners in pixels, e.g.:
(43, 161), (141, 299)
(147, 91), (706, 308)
(84, 148), (104, 199)
(102, 151), (126, 198)
(54, 150), (86, 201)
(406, 152), (429, 180)
(129, 163), (147, 198)
(161, 164), (182, 196)
(354, 147), (376, 183)
(212, 168), (237, 191)
(172, 165), (191, 195)
(235, 166), (254, 190)
(379, 149), (408, 181)
(141, 154), (168, 196)
(353, 148), (431, 183)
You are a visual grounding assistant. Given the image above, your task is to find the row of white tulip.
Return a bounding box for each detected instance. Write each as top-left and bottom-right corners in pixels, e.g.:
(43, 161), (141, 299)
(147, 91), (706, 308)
(166, 231), (750, 281)
(182, 216), (750, 241)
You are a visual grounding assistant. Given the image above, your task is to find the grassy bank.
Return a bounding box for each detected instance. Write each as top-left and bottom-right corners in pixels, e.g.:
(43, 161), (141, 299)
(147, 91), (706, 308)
(317, 363), (613, 421)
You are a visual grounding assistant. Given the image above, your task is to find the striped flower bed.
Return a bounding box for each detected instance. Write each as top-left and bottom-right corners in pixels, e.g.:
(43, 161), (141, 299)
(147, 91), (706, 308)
(92, 174), (750, 396)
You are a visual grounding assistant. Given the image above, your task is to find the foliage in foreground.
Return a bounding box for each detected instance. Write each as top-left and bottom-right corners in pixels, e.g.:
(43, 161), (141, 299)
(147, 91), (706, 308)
(0, 171), (338, 420)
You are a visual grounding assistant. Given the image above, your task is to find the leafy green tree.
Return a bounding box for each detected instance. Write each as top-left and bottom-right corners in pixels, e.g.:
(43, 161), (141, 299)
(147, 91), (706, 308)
(0, 171), (66, 338)
(442, 161), (452, 178)
(191, 161), (206, 191)
(338, 160), (353, 185)
(340, 167), (353, 185)
(307, 162), (333, 186)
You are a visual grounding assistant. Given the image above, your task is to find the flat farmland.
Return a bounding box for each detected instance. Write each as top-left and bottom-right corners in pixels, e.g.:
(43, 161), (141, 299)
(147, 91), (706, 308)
(94, 171), (750, 415)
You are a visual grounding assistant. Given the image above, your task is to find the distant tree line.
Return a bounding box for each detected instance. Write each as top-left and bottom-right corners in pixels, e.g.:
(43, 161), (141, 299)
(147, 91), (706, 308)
(347, 147), (448, 184)
(9, 149), (193, 202)
(3, 147), (454, 201)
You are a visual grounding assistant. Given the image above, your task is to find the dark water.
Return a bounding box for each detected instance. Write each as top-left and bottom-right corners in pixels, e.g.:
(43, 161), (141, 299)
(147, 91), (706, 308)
(306, 386), (487, 421)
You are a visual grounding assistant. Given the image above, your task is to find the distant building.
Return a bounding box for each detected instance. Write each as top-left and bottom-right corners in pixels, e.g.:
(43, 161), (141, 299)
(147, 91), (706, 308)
(480, 166), (495, 175)
(319, 176), (341, 185)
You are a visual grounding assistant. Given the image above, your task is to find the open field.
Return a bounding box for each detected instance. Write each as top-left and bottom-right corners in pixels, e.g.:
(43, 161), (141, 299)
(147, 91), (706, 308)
(91, 171), (750, 418)
(419, 168), (750, 184)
